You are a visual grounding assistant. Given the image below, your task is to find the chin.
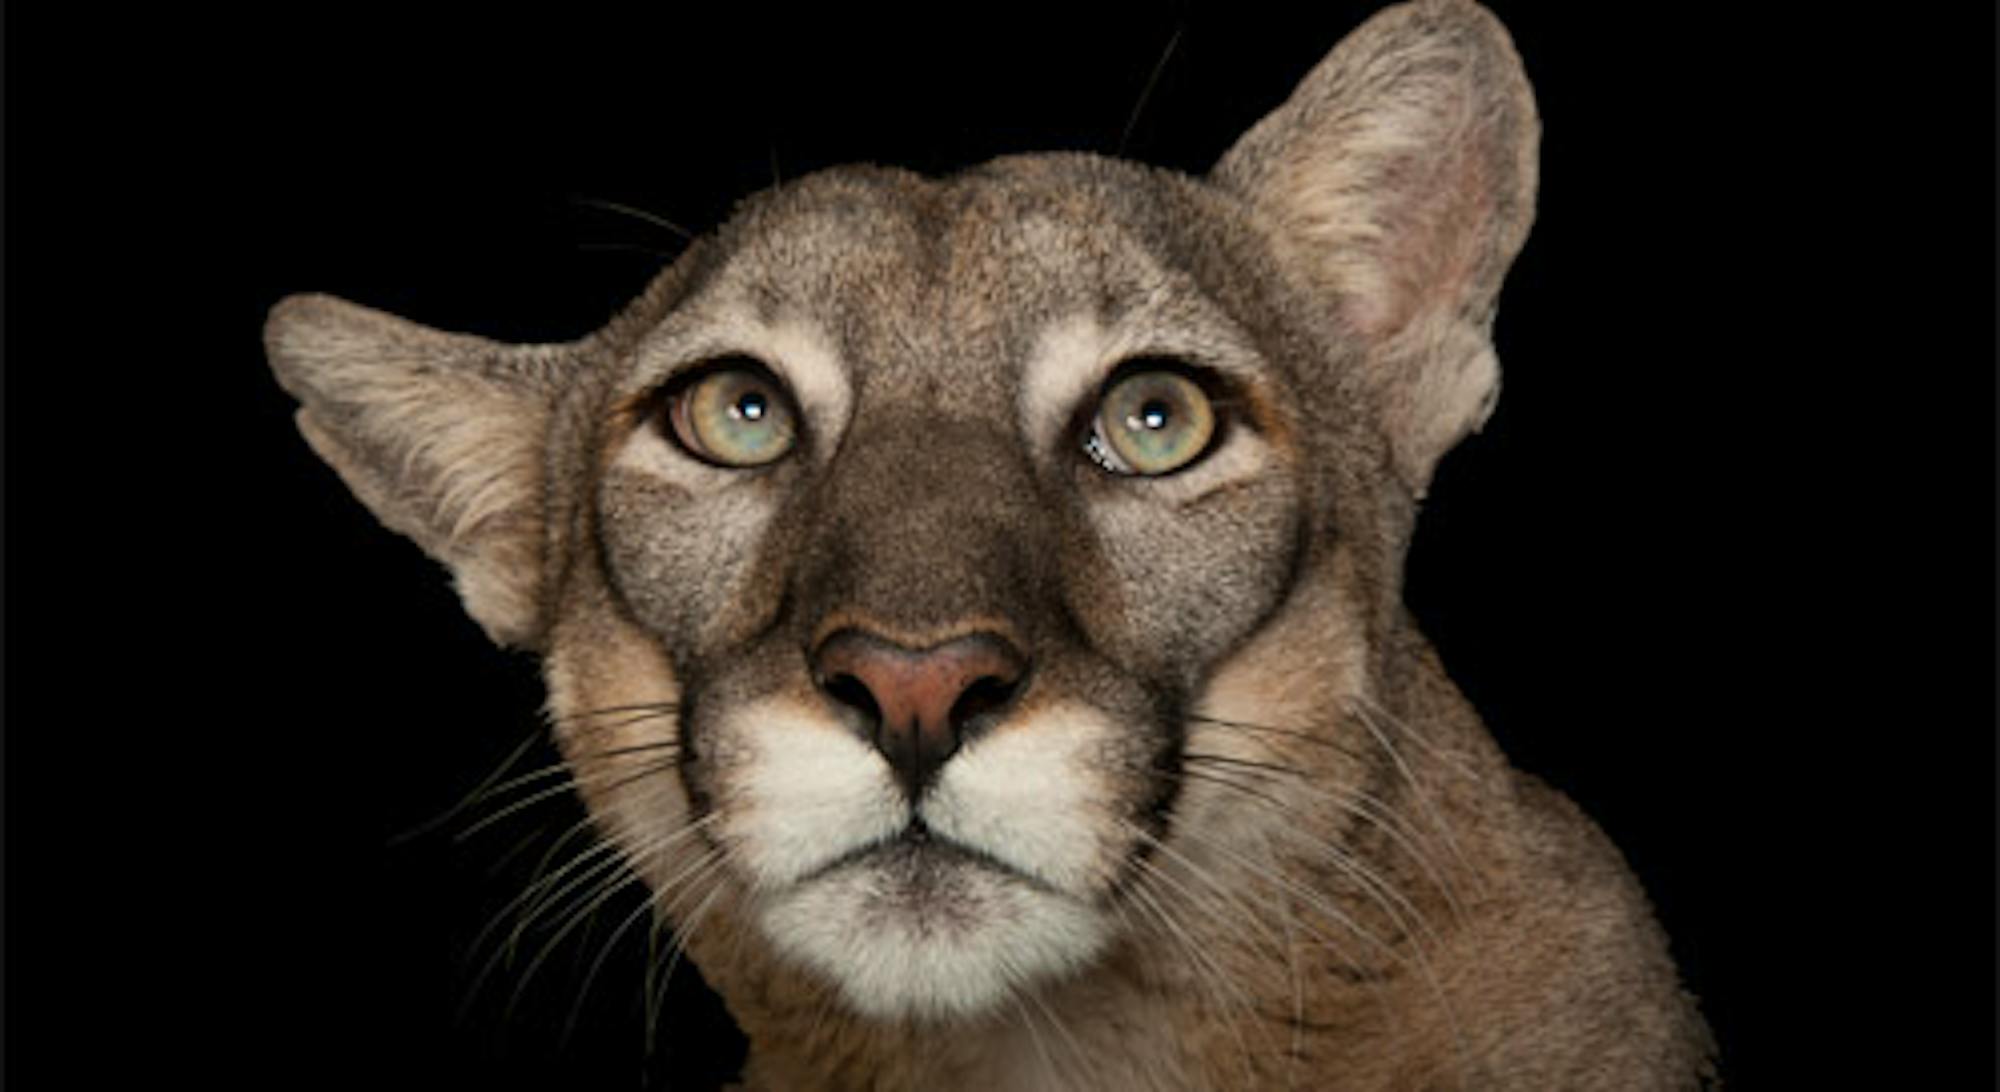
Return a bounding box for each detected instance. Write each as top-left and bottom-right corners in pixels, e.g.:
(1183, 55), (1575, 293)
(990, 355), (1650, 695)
(756, 836), (1113, 1021)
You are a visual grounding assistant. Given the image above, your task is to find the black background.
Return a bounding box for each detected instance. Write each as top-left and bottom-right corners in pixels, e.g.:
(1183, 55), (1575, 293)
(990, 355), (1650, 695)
(6, 4), (1992, 1088)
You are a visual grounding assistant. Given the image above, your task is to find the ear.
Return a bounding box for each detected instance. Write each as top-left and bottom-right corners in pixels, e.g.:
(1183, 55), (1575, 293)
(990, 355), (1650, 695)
(1212, 0), (1538, 495)
(265, 293), (570, 649)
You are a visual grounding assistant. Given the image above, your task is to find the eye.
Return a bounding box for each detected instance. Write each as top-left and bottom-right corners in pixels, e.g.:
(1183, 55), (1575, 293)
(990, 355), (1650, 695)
(1084, 368), (1217, 476)
(663, 361), (798, 467)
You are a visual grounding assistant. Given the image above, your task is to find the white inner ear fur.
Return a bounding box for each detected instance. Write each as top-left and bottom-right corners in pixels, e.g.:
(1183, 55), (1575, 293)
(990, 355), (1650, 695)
(1376, 316), (1500, 494)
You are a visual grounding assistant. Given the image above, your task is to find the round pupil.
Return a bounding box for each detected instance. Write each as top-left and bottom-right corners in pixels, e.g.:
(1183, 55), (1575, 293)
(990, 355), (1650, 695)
(733, 391), (768, 423)
(1132, 400), (1172, 431)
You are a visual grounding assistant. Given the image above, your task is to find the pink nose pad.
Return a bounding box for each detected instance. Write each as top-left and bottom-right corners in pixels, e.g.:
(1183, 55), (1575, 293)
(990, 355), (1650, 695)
(812, 630), (1027, 799)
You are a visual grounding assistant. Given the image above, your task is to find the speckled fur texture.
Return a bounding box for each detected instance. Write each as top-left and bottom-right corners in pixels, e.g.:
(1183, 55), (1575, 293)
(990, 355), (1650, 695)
(265, 2), (1717, 1087)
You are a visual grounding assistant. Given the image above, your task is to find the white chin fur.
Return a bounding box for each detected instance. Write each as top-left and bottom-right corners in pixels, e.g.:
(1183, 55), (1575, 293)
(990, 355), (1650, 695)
(722, 697), (1124, 1019)
(759, 857), (1111, 1021)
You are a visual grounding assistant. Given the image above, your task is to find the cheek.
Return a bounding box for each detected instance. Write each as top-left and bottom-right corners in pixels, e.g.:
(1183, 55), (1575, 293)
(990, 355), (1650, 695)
(598, 466), (786, 647)
(1068, 475), (1302, 674)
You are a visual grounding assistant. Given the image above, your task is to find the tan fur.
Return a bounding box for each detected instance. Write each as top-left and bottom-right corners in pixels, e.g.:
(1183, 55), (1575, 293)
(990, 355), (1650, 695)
(265, 2), (1715, 1087)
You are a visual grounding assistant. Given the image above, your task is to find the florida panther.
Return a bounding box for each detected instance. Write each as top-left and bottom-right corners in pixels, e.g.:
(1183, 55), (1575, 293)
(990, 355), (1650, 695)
(266, 2), (1716, 1086)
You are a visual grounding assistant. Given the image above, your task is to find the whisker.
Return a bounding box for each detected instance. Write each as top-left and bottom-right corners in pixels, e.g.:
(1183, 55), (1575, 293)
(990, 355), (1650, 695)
(555, 711), (682, 740)
(1186, 712), (1371, 764)
(389, 725), (545, 846)
(1006, 988), (1062, 1089)
(1152, 800), (1464, 1064)
(1349, 694), (1484, 783)
(1130, 861), (1256, 1015)
(1116, 22), (1185, 157)
(458, 836), (633, 1024)
(571, 196), (693, 240)
(1170, 813), (1474, 1087)
(1346, 702), (1480, 886)
(1175, 762), (1296, 813)
(1120, 815), (1290, 965)
(1183, 709), (1473, 914)
(514, 807), (618, 890)
(565, 740), (685, 766)
(482, 817), (570, 883)
(448, 741), (678, 831)
(1119, 820), (1293, 1084)
(461, 811), (717, 1020)
(510, 870), (644, 1023)
(1179, 753), (1466, 921)
(1022, 980), (1092, 1085)
(455, 754), (680, 843)
(563, 846), (730, 1044)
(1165, 817), (1412, 979)
(546, 699), (681, 728)
(508, 841), (639, 963)
(507, 822), (724, 1022)
(1281, 885), (1305, 1092)
(391, 703), (679, 856)
(645, 863), (732, 1063)
(1122, 860), (1262, 1085)
(1181, 750), (1311, 779)
(1164, 767), (1448, 965)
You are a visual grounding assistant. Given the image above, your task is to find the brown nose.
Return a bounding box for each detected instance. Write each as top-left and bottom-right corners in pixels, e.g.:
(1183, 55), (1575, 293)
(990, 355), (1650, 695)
(812, 629), (1027, 799)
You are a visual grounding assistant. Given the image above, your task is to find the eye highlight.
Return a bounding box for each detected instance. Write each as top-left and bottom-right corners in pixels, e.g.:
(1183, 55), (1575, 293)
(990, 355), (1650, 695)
(1084, 369), (1217, 476)
(663, 361), (798, 467)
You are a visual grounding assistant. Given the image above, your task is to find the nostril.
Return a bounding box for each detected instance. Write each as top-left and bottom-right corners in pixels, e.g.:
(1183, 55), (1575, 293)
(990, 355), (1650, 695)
(949, 673), (1019, 731)
(822, 672), (882, 725)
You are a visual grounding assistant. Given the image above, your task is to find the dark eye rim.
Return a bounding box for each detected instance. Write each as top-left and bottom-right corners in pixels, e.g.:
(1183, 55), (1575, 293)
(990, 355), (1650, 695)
(1076, 356), (1236, 478)
(649, 354), (805, 469)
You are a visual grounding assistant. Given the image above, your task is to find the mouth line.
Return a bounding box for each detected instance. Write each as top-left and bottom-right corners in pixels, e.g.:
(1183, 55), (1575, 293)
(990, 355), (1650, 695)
(789, 818), (1064, 896)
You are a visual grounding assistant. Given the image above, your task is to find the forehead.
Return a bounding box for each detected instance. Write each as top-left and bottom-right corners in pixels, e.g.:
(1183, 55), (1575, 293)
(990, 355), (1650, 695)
(652, 156), (1235, 398)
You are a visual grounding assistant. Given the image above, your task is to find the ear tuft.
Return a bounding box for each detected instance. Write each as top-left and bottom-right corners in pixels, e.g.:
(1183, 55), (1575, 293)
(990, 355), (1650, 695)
(266, 293), (569, 648)
(1213, 0), (1538, 493)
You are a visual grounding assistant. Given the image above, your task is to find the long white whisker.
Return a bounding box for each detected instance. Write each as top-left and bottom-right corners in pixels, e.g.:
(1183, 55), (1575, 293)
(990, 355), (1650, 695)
(1181, 717), (1469, 911)
(508, 820), (683, 955)
(390, 726), (546, 846)
(1007, 988), (1062, 1090)
(518, 836), (725, 1019)
(454, 753), (681, 843)
(1350, 694), (1484, 783)
(1172, 762), (1453, 952)
(571, 195), (693, 240)
(1123, 859), (1261, 1087)
(1022, 981), (1092, 1087)
(560, 846), (728, 1043)
(645, 862), (732, 1063)
(1347, 703), (1481, 888)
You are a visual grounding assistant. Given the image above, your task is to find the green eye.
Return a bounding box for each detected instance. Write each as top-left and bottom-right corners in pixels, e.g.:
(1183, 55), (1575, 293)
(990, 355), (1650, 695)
(1086, 370), (1216, 475)
(667, 364), (797, 467)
